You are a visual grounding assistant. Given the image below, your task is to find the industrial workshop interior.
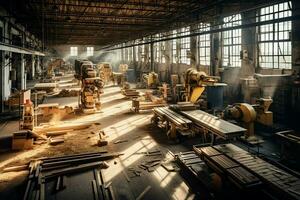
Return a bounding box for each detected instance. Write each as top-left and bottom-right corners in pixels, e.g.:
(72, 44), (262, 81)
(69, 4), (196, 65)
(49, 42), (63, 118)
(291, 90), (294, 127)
(0, 0), (300, 200)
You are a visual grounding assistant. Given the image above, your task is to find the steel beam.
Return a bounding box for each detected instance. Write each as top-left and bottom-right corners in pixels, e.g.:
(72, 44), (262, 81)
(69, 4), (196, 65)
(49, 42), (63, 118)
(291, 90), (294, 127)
(0, 42), (45, 56)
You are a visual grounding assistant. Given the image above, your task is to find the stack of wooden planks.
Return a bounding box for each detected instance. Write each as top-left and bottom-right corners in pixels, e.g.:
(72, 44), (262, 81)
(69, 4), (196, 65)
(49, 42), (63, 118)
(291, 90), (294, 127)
(131, 98), (167, 113)
(195, 143), (300, 200)
(23, 151), (122, 200)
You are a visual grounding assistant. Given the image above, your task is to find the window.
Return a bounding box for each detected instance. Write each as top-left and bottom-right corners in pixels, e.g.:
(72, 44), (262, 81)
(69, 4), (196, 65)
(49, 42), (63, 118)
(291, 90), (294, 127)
(135, 46), (139, 62)
(197, 23), (211, 65)
(140, 45), (146, 62)
(70, 46), (78, 56)
(87, 47), (94, 56)
(160, 41), (166, 63)
(154, 42), (160, 62)
(258, 2), (292, 69)
(179, 27), (190, 65)
(172, 30), (177, 63)
(222, 14), (242, 67)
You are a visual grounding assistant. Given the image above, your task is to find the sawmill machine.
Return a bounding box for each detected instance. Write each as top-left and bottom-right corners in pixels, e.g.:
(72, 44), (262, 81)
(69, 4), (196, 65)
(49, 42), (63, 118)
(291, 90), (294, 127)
(224, 98), (273, 144)
(112, 64), (128, 86)
(184, 68), (220, 103)
(45, 58), (65, 80)
(97, 62), (112, 85)
(142, 72), (159, 88)
(75, 60), (104, 114)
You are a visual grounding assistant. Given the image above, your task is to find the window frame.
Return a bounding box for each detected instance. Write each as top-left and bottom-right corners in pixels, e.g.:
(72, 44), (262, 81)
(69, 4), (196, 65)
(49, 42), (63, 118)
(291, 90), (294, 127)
(222, 14), (242, 68)
(70, 46), (78, 57)
(257, 1), (292, 69)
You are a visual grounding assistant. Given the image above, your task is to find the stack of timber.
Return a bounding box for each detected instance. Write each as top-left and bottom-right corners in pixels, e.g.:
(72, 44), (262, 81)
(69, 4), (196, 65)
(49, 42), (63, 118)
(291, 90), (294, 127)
(195, 143), (300, 200)
(23, 151), (121, 200)
(175, 150), (213, 198)
(131, 93), (167, 113)
(194, 145), (261, 190)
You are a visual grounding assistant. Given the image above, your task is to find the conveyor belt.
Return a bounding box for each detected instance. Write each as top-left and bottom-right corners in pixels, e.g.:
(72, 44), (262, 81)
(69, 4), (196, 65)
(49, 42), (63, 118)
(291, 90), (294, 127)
(180, 110), (246, 139)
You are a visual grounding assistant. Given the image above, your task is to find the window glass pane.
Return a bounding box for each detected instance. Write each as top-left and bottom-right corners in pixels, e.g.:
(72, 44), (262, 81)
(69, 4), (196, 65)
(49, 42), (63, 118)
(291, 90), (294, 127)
(258, 2), (292, 69)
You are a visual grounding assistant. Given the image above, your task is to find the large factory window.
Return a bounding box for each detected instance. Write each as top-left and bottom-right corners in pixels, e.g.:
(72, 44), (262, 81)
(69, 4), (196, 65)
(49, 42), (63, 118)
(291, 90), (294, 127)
(258, 2), (292, 69)
(70, 46), (78, 56)
(222, 14), (242, 67)
(135, 46), (139, 62)
(172, 30), (177, 63)
(154, 42), (160, 63)
(161, 41), (166, 64)
(197, 23), (210, 66)
(179, 27), (190, 65)
(87, 47), (94, 56)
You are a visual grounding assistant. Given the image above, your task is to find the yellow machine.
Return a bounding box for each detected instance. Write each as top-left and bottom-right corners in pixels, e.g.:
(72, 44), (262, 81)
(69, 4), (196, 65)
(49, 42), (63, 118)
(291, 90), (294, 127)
(224, 98), (273, 144)
(119, 64), (128, 73)
(21, 99), (34, 130)
(142, 72), (159, 88)
(184, 68), (220, 103)
(46, 58), (65, 79)
(97, 62), (112, 85)
(77, 61), (104, 114)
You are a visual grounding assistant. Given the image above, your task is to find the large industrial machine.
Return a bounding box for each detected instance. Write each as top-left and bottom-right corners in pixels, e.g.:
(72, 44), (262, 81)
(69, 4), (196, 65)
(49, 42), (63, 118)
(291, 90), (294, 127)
(21, 99), (34, 130)
(97, 62), (112, 85)
(45, 58), (65, 80)
(184, 68), (220, 103)
(75, 60), (104, 114)
(224, 98), (273, 144)
(142, 71), (159, 88)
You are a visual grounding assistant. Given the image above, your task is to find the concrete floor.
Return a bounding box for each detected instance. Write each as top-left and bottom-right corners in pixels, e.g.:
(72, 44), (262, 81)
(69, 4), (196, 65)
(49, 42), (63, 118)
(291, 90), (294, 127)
(0, 78), (204, 200)
(0, 74), (293, 200)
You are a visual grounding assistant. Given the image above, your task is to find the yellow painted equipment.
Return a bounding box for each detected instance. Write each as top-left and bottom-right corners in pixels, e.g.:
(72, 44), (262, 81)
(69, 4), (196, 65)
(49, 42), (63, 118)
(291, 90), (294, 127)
(77, 61), (104, 114)
(46, 58), (64, 79)
(142, 72), (159, 88)
(224, 98), (273, 144)
(21, 99), (34, 130)
(253, 98), (273, 126)
(184, 68), (220, 103)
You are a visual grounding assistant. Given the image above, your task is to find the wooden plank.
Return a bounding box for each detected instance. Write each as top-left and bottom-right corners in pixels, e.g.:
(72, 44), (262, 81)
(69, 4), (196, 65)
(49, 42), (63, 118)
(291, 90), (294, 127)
(181, 110), (246, 139)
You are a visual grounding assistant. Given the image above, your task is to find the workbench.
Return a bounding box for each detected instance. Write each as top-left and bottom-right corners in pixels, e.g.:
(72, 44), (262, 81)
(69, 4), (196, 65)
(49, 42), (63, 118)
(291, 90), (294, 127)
(180, 109), (246, 140)
(152, 107), (193, 139)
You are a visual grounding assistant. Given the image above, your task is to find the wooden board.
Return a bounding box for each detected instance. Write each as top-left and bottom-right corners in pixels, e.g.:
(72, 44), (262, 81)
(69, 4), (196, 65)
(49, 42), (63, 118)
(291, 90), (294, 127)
(213, 144), (300, 200)
(181, 110), (246, 139)
(153, 107), (192, 127)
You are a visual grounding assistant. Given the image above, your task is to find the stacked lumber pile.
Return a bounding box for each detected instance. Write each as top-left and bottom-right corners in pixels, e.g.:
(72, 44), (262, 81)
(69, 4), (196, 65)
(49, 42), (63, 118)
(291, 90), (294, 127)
(21, 151), (121, 200)
(131, 92), (167, 113)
